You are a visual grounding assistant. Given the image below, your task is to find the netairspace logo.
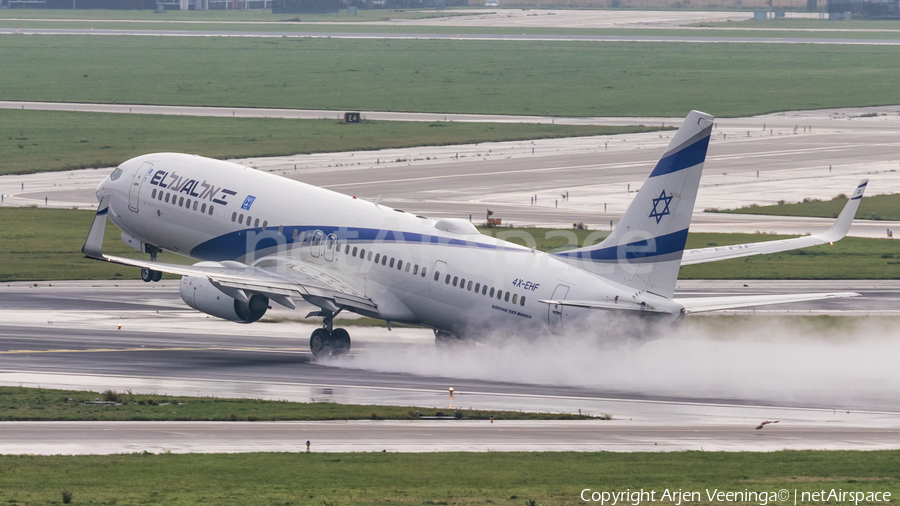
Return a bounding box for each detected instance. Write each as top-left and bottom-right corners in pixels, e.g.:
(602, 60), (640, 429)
(580, 488), (892, 506)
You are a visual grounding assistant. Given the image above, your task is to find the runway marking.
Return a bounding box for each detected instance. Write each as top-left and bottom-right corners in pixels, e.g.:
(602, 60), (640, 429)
(0, 346), (308, 355)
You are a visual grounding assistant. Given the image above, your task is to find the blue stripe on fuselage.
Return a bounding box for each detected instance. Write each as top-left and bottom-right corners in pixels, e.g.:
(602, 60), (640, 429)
(648, 135), (710, 178)
(189, 226), (522, 261)
(552, 228), (689, 262)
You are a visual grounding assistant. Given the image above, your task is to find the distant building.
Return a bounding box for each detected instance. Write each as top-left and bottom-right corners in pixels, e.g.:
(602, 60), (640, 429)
(827, 0), (899, 18)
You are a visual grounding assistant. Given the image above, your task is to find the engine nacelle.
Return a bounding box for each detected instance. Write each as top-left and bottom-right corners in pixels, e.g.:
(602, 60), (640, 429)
(180, 271), (268, 324)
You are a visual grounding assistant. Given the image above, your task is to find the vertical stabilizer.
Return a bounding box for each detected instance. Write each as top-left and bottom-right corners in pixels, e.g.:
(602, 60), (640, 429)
(555, 111), (714, 299)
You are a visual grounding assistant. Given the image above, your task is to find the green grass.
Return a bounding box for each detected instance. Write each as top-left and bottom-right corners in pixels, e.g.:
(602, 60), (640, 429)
(0, 207), (189, 282)
(0, 109), (652, 175)
(1, 212), (898, 281)
(0, 451), (897, 505)
(4, 36), (900, 117)
(711, 193), (900, 222)
(0, 386), (591, 421)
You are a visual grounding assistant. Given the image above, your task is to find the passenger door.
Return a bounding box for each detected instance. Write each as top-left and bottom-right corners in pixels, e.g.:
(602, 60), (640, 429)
(128, 162), (153, 213)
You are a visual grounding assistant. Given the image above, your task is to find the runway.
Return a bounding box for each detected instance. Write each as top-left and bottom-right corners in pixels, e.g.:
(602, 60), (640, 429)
(3, 419), (899, 454)
(1, 280), (899, 453)
(3, 27), (900, 44)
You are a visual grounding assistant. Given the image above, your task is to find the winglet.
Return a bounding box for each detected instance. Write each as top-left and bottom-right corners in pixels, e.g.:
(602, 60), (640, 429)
(818, 179), (867, 243)
(82, 195), (110, 259)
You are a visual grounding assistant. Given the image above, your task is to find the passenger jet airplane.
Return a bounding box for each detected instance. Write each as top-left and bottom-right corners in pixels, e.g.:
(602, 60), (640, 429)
(83, 111), (865, 357)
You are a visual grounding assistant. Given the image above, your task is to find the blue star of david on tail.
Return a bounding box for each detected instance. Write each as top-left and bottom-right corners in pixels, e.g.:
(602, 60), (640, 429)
(649, 190), (673, 224)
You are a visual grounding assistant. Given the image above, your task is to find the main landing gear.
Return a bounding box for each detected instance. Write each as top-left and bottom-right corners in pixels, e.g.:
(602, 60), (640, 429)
(140, 245), (163, 283)
(308, 308), (351, 358)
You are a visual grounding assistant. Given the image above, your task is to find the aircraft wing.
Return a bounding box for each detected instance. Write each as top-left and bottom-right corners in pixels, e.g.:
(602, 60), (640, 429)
(674, 292), (860, 313)
(82, 196), (377, 313)
(681, 179), (867, 266)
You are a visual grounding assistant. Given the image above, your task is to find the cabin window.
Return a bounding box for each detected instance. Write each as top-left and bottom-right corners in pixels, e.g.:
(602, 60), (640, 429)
(405, 263), (411, 273)
(179, 197), (184, 207)
(202, 203), (207, 214)
(193, 201), (198, 211)
(292, 229), (299, 240)
(452, 276), (458, 287)
(512, 294), (518, 304)
(445, 274), (451, 284)
(390, 258), (395, 268)
(489, 288), (495, 297)
(367, 251), (372, 261)
(165, 194), (170, 203)
(497, 290), (503, 300)
(352, 247), (358, 256)
(279, 225), (284, 235)
(262, 221), (267, 230)
(158, 192), (163, 201)
(186, 198), (191, 209)
(433, 271), (439, 281)
(398, 260), (404, 270)
(474, 283), (480, 293)
(460, 278), (466, 289)
(381, 256), (387, 266)
(413, 265), (418, 275)
(345, 245), (350, 254)
(254, 218), (260, 228)
(232, 212), (237, 222)
(482, 285), (488, 296)
(374, 253), (380, 263)
(505, 292), (510, 302)
(208, 205), (214, 215)
(151, 189), (157, 199)
(421, 267), (427, 278)
(520, 296), (526, 306)
(467, 281), (473, 291)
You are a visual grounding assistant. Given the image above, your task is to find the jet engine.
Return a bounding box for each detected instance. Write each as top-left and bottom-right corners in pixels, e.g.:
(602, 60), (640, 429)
(180, 273), (268, 324)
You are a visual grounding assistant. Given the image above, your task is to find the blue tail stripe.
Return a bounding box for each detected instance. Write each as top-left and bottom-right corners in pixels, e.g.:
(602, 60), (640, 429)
(554, 228), (689, 261)
(648, 135), (710, 178)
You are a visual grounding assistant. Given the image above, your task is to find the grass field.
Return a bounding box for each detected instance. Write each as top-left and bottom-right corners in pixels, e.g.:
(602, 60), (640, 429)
(0, 386), (591, 421)
(4, 36), (900, 117)
(711, 193), (900, 222)
(0, 207), (188, 282)
(0, 109), (646, 175)
(0, 451), (897, 505)
(1, 210), (897, 281)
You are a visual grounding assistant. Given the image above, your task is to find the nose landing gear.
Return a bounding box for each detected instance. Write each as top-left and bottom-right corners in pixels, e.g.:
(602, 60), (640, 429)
(308, 308), (351, 358)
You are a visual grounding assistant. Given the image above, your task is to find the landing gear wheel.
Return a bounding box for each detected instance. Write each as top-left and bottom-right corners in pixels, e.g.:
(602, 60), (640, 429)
(331, 328), (351, 357)
(309, 328), (331, 358)
(140, 268), (153, 283)
(151, 270), (162, 282)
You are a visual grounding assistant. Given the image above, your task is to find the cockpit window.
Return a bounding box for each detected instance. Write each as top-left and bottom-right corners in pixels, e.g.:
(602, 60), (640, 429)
(109, 168), (123, 181)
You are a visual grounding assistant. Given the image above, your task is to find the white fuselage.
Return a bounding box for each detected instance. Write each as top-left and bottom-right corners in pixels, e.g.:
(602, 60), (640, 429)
(98, 153), (682, 337)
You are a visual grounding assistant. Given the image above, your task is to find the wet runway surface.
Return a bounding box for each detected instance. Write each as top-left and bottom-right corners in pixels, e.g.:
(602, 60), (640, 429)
(1, 281), (898, 453)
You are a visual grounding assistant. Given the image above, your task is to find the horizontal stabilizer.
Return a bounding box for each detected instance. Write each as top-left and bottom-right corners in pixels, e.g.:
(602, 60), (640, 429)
(675, 292), (860, 313)
(682, 179), (867, 265)
(538, 298), (668, 313)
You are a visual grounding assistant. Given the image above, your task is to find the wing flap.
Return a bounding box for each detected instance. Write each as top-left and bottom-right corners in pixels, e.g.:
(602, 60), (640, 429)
(675, 292), (860, 313)
(682, 179), (867, 266)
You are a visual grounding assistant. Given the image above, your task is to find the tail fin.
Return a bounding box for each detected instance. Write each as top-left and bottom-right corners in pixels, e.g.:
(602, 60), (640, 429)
(556, 110), (714, 299)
